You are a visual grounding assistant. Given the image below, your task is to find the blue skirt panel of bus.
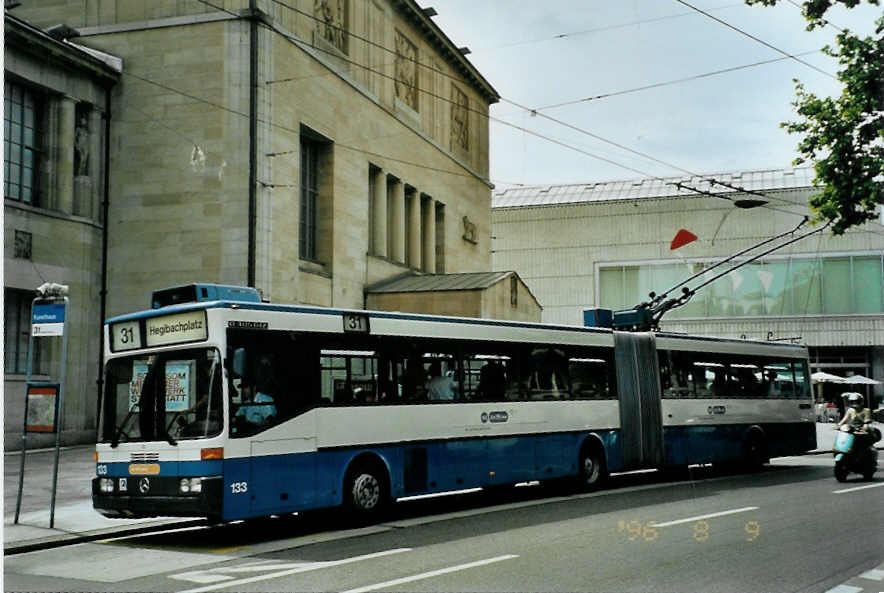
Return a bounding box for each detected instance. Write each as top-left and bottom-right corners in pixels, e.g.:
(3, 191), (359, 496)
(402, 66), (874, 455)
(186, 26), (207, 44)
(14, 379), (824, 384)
(662, 422), (815, 466)
(221, 430), (620, 521)
(96, 459), (223, 477)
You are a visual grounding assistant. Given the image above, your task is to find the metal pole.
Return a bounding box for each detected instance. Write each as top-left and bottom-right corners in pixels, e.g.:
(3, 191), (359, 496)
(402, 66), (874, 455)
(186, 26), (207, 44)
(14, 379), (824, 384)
(14, 297), (39, 524)
(49, 296), (70, 528)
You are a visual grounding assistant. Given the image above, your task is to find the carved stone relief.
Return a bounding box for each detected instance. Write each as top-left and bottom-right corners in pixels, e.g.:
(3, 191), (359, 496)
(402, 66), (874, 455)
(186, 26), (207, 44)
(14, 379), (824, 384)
(395, 31), (419, 111)
(462, 215), (477, 244)
(74, 115), (89, 176)
(451, 84), (469, 151)
(314, 0), (347, 54)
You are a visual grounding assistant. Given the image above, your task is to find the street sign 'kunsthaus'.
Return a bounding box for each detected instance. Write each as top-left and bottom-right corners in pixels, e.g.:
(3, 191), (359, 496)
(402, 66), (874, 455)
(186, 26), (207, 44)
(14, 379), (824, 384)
(32, 303), (66, 336)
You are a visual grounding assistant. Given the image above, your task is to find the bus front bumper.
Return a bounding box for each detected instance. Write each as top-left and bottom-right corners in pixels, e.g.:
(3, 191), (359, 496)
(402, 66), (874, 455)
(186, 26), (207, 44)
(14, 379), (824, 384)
(92, 475), (223, 519)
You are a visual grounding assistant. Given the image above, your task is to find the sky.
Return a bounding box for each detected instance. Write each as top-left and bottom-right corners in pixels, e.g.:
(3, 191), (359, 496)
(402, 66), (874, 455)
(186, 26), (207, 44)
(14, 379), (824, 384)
(427, 0), (883, 189)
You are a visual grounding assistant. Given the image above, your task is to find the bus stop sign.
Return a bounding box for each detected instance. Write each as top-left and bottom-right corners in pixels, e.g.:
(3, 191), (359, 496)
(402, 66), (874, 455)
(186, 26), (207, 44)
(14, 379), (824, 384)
(32, 303), (65, 336)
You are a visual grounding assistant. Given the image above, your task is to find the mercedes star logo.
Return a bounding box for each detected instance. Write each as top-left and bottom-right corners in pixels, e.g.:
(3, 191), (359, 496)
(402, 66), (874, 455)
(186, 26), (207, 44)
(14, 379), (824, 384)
(138, 477), (150, 494)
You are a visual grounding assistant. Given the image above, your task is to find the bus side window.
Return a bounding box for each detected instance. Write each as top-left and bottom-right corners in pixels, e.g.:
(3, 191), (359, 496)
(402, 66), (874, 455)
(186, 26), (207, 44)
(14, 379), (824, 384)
(476, 358), (507, 401)
(400, 353), (427, 402)
(658, 351), (673, 397)
(570, 356), (608, 400)
(693, 360), (721, 398)
(527, 347), (569, 400)
(792, 361), (809, 398)
(422, 354), (459, 402)
(728, 363), (760, 399)
(673, 354), (694, 398)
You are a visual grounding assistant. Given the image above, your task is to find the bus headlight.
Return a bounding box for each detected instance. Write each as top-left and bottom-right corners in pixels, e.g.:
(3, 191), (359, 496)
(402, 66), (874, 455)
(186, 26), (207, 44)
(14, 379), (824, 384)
(100, 478), (114, 493)
(179, 478), (202, 494)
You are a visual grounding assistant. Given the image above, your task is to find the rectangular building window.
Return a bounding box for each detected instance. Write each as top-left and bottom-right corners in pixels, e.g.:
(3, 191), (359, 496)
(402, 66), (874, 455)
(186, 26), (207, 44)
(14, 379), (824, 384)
(4, 81), (43, 206)
(299, 137), (320, 261)
(4, 288), (42, 374)
(435, 202), (445, 273)
(368, 164), (380, 254)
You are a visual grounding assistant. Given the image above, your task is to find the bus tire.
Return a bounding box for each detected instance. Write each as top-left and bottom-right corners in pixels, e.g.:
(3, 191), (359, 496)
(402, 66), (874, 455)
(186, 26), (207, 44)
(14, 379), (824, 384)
(741, 431), (768, 472)
(343, 460), (390, 519)
(577, 442), (608, 491)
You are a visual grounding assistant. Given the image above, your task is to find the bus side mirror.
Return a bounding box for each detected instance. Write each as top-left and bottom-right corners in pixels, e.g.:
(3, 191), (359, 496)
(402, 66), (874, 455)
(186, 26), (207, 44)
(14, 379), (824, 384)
(231, 348), (247, 380)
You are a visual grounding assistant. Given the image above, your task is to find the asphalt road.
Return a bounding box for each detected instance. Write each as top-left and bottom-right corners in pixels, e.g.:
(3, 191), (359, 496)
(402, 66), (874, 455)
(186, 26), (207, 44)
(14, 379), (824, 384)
(5, 455), (883, 593)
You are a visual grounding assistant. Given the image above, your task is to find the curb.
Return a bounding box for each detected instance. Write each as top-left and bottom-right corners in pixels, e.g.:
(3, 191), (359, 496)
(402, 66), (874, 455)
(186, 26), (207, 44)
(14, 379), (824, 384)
(4, 518), (207, 555)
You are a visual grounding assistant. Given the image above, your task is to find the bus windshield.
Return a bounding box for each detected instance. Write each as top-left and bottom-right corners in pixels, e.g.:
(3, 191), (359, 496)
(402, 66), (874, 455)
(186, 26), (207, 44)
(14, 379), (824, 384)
(100, 347), (223, 444)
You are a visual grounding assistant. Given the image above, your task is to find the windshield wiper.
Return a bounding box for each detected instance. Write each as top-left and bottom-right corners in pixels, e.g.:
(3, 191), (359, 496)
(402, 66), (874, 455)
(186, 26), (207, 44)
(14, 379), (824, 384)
(110, 409), (136, 448)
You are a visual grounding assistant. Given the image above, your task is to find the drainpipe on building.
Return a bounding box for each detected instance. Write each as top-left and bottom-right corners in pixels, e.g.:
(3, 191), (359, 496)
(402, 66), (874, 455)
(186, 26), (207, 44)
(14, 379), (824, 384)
(96, 84), (112, 434)
(247, 0), (258, 288)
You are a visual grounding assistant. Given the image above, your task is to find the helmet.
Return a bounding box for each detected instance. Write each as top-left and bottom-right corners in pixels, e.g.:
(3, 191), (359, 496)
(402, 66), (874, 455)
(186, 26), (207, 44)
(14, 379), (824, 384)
(846, 393), (863, 408)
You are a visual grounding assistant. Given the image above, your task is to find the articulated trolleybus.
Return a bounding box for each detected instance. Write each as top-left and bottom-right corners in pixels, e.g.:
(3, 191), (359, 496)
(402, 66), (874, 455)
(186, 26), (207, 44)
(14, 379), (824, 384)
(94, 284), (816, 522)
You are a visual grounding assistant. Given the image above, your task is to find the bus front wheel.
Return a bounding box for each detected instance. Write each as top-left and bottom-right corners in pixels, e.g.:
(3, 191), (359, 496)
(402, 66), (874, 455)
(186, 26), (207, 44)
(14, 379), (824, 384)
(578, 445), (607, 491)
(344, 463), (389, 518)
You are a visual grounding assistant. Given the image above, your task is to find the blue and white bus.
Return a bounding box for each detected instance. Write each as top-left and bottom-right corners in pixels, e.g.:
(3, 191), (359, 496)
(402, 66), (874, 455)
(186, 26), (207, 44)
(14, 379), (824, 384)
(93, 284), (816, 522)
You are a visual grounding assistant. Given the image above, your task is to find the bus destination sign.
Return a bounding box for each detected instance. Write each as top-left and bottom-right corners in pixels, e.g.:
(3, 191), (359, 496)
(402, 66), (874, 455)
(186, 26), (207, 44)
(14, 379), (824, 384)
(145, 311), (208, 347)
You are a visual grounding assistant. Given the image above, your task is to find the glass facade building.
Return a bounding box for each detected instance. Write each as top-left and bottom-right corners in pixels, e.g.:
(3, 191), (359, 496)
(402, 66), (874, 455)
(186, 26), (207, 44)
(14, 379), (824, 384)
(599, 254), (884, 319)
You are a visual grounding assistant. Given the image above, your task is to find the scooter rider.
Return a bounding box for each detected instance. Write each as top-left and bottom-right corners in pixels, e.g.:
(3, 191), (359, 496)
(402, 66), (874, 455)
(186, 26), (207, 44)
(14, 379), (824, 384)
(839, 392), (871, 430)
(838, 392), (873, 448)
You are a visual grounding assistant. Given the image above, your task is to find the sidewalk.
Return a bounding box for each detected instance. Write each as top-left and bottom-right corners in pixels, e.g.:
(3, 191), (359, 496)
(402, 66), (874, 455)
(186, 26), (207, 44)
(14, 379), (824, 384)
(2, 423), (878, 555)
(3, 445), (202, 554)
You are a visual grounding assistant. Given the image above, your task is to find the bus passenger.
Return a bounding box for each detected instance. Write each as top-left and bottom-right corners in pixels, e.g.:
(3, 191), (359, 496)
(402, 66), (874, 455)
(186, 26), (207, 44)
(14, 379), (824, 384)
(762, 370), (781, 397)
(426, 361), (457, 401)
(402, 355), (428, 401)
(236, 355), (278, 426)
(476, 360), (506, 401)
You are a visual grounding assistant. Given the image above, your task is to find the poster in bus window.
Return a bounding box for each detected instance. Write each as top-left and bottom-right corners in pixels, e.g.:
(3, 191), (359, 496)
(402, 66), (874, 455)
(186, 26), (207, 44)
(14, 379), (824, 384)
(129, 363), (148, 411)
(128, 361), (193, 412)
(164, 361), (193, 412)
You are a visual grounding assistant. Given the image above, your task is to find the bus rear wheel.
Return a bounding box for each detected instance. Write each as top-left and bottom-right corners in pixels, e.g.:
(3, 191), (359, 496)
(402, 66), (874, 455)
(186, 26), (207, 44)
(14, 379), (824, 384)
(344, 463), (389, 519)
(577, 445), (607, 491)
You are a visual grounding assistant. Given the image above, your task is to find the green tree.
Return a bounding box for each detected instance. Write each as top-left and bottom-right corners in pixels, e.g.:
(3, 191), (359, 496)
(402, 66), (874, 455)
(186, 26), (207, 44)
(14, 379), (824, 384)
(747, 0), (883, 234)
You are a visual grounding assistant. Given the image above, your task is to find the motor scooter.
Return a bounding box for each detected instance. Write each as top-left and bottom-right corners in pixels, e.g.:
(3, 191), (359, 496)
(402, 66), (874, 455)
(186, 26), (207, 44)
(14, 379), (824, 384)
(832, 424), (880, 482)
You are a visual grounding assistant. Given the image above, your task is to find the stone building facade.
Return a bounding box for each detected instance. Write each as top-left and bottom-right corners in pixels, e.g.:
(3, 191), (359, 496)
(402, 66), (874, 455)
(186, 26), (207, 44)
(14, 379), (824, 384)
(15, 0), (499, 318)
(4, 14), (120, 449)
(492, 168), (884, 405)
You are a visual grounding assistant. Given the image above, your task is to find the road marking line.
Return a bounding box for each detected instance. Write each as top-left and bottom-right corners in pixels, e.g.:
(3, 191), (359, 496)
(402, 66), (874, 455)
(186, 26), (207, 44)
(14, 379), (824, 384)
(175, 548), (411, 593)
(171, 563), (316, 583)
(652, 506), (759, 527)
(340, 555), (520, 593)
(823, 585), (863, 593)
(833, 482), (884, 494)
(860, 568), (884, 581)
(170, 572), (234, 585)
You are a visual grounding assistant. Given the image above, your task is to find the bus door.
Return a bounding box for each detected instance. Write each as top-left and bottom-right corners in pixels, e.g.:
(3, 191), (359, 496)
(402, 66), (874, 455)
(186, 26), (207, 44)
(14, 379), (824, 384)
(248, 418), (318, 514)
(614, 332), (664, 470)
